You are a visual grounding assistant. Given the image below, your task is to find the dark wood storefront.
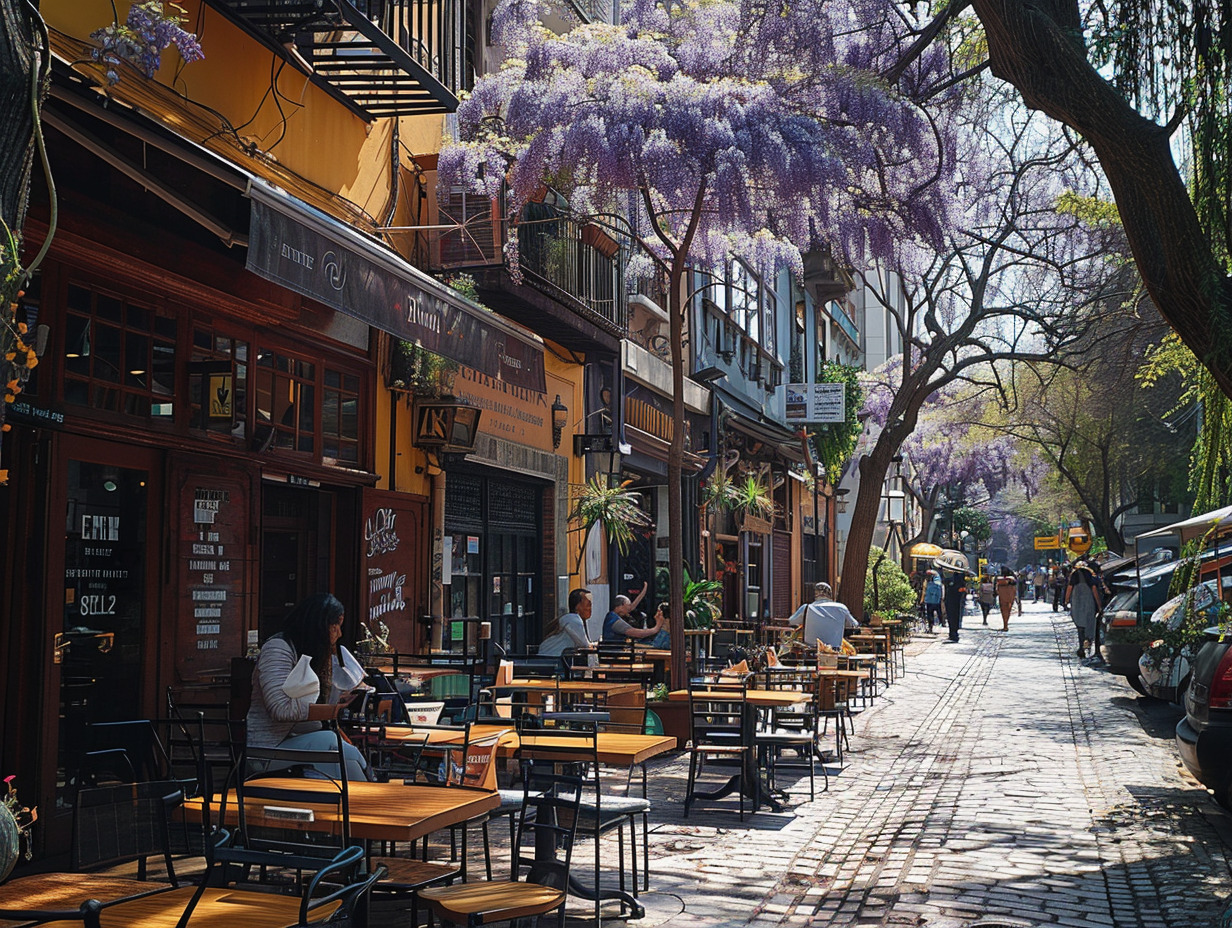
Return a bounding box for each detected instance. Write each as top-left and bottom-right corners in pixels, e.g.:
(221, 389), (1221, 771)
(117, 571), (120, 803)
(0, 211), (425, 855)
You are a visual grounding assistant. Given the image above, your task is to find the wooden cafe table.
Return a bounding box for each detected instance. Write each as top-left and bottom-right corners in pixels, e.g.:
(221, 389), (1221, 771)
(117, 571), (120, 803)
(185, 779), (500, 845)
(380, 724), (677, 768)
(667, 687), (810, 812)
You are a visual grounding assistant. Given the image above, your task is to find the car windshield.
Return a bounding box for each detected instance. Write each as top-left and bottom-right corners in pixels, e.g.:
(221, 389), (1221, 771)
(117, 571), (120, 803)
(1105, 590), (1138, 613)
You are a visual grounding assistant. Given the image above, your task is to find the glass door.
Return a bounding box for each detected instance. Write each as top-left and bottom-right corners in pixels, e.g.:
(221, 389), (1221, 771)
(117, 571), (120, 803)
(487, 531), (538, 653)
(56, 457), (152, 809)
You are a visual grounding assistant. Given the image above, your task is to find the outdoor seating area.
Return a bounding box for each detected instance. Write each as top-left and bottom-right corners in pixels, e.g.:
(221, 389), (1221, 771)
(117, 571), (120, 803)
(0, 616), (917, 928)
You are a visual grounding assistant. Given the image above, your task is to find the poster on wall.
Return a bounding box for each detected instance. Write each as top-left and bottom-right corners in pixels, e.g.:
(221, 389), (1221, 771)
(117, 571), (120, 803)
(173, 464), (253, 686)
(784, 382), (846, 424)
(362, 489), (427, 653)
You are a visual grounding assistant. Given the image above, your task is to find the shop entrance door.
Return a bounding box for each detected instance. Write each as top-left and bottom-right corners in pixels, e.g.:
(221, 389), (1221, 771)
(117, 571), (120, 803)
(44, 440), (161, 838)
(259, 483), (334, 641)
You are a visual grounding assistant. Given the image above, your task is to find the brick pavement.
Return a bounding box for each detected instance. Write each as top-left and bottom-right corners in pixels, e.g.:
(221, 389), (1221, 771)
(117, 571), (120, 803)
(376, 601), (1232, 927)
(628, 601), (1232, 927)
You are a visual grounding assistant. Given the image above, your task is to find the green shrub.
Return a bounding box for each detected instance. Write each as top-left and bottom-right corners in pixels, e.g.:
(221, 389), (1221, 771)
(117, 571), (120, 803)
(863, 546), (916, 615)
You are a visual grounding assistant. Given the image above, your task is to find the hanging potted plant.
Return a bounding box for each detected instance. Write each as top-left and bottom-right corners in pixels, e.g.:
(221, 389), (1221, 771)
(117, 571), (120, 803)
(567, 476), (653, 577)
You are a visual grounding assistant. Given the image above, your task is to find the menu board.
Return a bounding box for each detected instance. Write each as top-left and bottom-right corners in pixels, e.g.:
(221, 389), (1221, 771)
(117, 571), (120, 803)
(361, 489), (426, 653)
(174, 466), (251, 683)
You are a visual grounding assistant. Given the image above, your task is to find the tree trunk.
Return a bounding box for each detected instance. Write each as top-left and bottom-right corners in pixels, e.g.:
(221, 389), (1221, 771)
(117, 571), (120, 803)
(972, 0), (1232, 397)
(837, 430), (902, 619)
(667, 256), (687, 689)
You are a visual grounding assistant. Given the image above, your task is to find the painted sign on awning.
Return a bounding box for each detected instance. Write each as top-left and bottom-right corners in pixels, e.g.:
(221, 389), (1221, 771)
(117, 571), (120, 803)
(247, 185), (545, 392)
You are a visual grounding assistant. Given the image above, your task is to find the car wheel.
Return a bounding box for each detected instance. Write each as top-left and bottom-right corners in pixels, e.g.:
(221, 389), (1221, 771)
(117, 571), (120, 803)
(1126, 674), (1149, 696)
(1172, 673), (1192, 707)
(1218, 787), (1232, 813)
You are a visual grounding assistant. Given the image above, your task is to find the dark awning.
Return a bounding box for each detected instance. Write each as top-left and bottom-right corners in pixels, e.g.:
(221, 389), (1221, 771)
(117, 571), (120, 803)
(248, 181), (546, 392)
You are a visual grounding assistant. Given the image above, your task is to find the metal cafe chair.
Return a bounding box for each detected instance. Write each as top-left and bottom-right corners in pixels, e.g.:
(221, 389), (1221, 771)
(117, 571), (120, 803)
(0, 779), (189, 928)
(417, 770), (584, 928)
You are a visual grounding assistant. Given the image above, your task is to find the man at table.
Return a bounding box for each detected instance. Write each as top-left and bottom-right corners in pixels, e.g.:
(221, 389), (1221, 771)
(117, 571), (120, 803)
(787, 581), (859, 648)
(538, 588), (594, 656)
(602, 581), (659, 643)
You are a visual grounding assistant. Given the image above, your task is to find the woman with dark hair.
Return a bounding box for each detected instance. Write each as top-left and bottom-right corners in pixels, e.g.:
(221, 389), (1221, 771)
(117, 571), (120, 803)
(1066, 561), (1103, 659)
(246, 593), (371, 780)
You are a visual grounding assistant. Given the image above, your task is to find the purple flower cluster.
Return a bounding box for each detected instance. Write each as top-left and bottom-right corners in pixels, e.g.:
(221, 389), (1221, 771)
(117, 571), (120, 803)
(91, 1), (203, 85)
(441, 0), (969, 279)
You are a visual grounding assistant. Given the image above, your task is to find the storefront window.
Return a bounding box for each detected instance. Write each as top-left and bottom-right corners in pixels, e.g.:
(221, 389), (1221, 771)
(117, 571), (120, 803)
(190, 324), (248, 436)
(63, 281), (177, 419)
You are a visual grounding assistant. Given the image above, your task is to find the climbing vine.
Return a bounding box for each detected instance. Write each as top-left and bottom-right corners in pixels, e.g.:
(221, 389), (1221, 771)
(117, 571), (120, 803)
(809, 361), (863, 485)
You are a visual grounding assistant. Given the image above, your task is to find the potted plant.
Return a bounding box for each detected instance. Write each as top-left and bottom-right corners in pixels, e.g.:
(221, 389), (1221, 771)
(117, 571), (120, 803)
(567, 477), (653, 576)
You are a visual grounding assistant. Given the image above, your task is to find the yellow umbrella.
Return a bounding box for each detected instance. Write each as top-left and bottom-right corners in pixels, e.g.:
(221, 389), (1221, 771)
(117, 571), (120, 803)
(909, 542), (943, 559)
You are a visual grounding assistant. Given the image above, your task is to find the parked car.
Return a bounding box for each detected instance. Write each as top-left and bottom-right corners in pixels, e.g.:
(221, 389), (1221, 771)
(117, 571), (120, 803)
(1100, 553), (1179, 692)
(1138, 579), (1228, 703)
(1177, 624), (1232, 809)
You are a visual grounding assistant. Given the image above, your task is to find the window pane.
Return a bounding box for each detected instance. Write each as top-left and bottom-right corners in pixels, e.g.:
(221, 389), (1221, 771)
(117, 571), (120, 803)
(96, 294), (122, 324)
(340, 398), (358, 440)
(94, 324), (122, 383)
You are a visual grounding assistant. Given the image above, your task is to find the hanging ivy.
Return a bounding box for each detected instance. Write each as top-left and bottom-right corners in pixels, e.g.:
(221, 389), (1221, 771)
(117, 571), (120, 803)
(810, 361), (863, 484)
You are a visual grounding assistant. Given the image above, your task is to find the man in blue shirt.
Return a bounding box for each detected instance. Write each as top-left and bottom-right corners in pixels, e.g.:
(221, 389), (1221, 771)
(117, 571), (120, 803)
(919, 570), (943, 634)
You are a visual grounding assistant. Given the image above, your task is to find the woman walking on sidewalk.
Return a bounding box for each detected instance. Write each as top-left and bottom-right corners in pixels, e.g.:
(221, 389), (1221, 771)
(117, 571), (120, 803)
(1066, 560), (1103, 658)
(996, 567), (1021, 631)
(920, 569), (943, 634)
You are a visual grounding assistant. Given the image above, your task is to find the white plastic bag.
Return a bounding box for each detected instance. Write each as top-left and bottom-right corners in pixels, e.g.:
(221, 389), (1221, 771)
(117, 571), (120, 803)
(282, 654), (320, 701)
(333, 645), (366, 692)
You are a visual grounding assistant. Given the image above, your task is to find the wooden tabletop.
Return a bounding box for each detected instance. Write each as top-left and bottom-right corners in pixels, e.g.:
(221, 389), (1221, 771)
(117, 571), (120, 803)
(185, 781), (499, 844)
(666, 688), (810, 707)
(506, 679), (642, 697)
(29, 885), (338, 928)
(380, 726), (676, 766)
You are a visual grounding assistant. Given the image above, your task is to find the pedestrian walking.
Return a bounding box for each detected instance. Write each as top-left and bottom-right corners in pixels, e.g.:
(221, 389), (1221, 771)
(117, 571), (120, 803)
(996, 567), (1021, 631)
(977, 576), (995, 625)
(941, 568), (967, 643)
(919, 569), (943, 634)
(1051, 565), (1068, 612)
(1066, 560), (1103, 659)
(1033, 568), (1046, 603)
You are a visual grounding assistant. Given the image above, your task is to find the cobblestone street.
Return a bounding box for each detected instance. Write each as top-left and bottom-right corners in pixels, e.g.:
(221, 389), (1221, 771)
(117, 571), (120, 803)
(625, 601), (1232, 928)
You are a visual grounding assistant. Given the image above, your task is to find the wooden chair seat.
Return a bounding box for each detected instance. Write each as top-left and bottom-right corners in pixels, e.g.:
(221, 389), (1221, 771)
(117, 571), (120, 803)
(418, 880), (567, 924)
(370, 856), (460, 890)
(694, 745), (747, 754)
(29, 885), (340, 928)
(0, 872), (172, 911)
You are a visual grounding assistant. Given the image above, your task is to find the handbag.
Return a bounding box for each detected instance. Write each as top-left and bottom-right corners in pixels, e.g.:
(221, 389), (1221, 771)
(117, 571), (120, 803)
(333, 645), (366, 692)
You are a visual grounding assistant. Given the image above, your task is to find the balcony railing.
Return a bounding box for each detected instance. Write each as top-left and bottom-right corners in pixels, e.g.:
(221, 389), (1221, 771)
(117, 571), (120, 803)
(208, 0), (470, 118)
(434, 189), (627, 334)
(568, 0), (616, 23)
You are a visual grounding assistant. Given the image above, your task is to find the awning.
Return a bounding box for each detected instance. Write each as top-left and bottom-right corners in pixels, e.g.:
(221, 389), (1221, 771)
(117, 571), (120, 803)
(248, 181), (545, 392)
(1134, 504), (1232, 546)
(723, 407), (807, 463)
(47, 37), (546, 393)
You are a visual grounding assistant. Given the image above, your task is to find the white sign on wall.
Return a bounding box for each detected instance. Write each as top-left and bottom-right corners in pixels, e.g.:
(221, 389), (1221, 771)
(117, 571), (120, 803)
(785, 382), (846, 424)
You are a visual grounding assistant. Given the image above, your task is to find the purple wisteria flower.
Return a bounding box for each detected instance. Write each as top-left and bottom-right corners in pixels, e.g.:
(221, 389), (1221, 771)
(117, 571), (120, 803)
(91, 1), (204, 85)
(441, 0), (970, 278)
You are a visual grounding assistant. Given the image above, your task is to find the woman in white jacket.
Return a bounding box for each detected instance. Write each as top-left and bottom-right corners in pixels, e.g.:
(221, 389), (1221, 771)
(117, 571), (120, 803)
(246, 593), (371, 780)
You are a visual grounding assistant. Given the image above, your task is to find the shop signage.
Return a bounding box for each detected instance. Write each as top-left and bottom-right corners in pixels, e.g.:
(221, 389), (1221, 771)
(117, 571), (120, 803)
(1034, 535), (1060, 550)
(362, 489), (426, 652)
(176, 479), (247, 677)
(785, 382), (846, 424)
(248, 191), (546, 392)
(451, 367), (571, 451)
(6, 398), (65, 428)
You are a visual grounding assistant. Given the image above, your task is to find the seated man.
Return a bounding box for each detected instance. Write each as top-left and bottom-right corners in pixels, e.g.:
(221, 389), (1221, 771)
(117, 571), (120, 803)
(787, 581), (859, 649)
(602, 582), (661, 644)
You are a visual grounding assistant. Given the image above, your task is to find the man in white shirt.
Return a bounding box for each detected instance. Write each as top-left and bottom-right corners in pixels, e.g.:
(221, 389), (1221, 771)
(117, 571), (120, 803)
(787, 581), (859, 648)
(537, 588), (594, 656)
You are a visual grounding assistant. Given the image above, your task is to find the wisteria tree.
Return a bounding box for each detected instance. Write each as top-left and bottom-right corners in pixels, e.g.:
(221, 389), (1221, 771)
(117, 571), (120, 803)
(835, 105), (1130, 616)
(865, 377), (1029, 561)
(441, 0), (968, 684)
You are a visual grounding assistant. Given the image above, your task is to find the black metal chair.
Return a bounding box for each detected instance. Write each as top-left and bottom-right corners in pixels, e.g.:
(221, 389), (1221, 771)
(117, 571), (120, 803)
(685, 679), (750, 820)
(0, 780), (188, 928)
(418, 770), (583, 928)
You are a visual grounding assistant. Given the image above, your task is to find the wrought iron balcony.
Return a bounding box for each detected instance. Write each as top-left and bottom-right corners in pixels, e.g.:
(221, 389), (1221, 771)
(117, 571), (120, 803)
(206, 0), (470, 118)
(434, 188), (628, 337)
